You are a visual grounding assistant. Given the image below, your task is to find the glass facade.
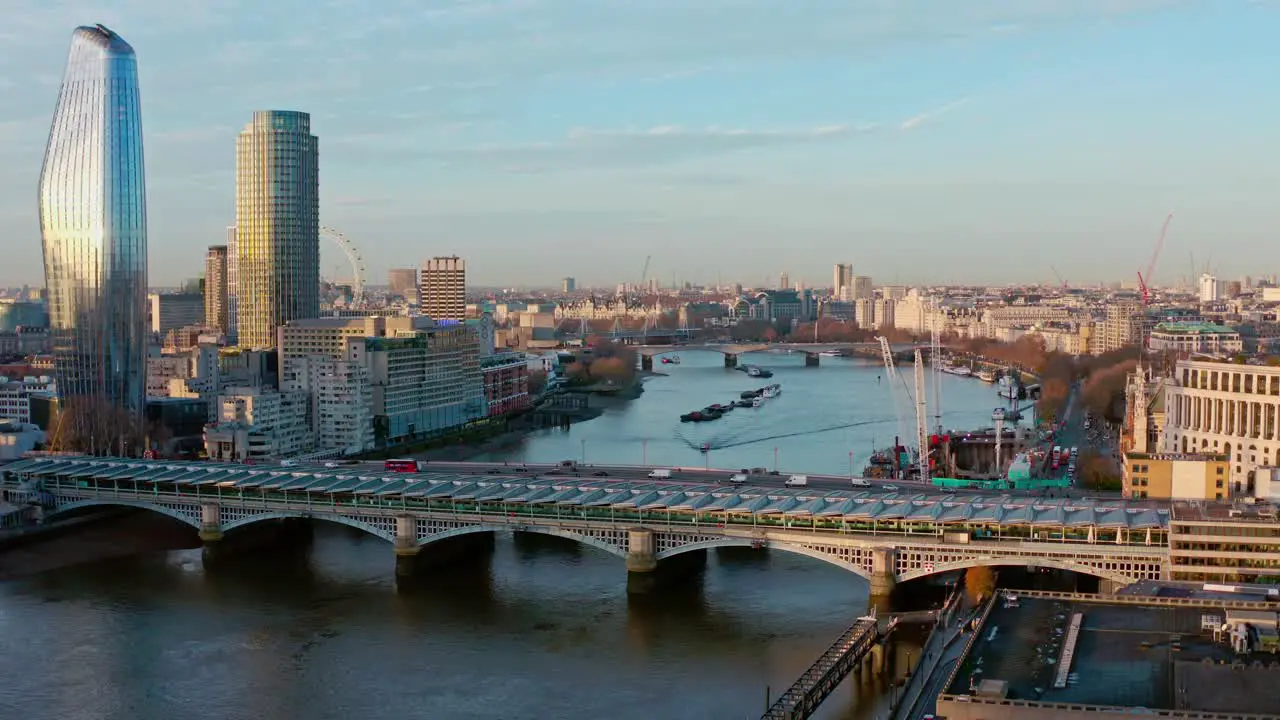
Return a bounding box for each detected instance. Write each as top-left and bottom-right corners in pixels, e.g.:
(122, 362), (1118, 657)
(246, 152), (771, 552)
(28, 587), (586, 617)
(235, 111), (319, 349)
(38, 25), (147, 419)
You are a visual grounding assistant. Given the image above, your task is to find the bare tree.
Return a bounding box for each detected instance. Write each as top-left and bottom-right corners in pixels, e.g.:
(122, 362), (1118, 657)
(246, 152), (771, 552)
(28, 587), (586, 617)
(49, 396), (147, 457)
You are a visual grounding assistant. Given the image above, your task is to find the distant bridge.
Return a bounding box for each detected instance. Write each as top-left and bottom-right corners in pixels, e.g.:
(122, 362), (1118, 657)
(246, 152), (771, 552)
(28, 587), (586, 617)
(2, 457), (1170, 593)
(635, 342), (929, 368)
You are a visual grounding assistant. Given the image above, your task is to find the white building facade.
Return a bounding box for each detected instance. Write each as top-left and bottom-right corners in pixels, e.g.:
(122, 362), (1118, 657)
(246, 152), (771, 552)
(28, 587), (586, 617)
(1162, 359), (1280, 492)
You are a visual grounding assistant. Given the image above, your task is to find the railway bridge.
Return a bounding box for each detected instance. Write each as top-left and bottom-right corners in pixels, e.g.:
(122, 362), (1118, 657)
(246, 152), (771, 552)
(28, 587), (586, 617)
(634, 342), (927, 369)
(2, 457), (1170, 594)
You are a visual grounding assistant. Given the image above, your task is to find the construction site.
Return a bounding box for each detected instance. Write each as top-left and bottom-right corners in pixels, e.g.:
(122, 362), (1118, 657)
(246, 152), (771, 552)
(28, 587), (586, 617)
(863, 333), (1050, 490)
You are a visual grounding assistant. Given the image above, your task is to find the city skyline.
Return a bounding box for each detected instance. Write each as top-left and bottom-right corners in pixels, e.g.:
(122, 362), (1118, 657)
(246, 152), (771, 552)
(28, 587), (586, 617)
(2, 2), (1280, 288)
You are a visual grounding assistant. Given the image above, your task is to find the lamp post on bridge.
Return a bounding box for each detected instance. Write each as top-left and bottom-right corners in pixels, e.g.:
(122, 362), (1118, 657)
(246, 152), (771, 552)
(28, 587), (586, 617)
(642, 438), (648, 466)
(849, 451), (854, 478)
(773, 447), (778, 473)
(581, 438), (586, 464)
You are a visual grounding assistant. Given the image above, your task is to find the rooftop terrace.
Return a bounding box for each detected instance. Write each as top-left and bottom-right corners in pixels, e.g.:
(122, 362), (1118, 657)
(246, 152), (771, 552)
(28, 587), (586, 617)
(945, 591), (1280, 716)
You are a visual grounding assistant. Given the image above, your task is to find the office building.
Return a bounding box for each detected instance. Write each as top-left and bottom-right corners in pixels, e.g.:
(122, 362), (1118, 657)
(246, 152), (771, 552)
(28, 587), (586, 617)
(1161, 358), (1280, 492)
(851, 275), (873, 300)
(1198, 273), (1219, 303)
(1147, 322), (1242, 355)
(225, 226), (238, 341)
(38, 25), (148, 420)
(203, 388), (310, 461)
(420, 256), (466, 322)
(147, 293), (204, 334)
(562, 277), (576, 293)
(205, 245), (229, 333)
(235, 111), (320, 349)
(832, 263), (852, 301)
(387, 268), (417, 299)
(0, 300), (47, 332)
(280, 316), (484, 446)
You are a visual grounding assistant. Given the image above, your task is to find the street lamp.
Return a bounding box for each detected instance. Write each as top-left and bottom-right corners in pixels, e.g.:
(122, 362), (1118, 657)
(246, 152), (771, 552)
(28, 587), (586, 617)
(581, 438), (586, 464)
(642, 438), (648, 466)
(849, 451), (854, 477)
(773, 447), (779, 473)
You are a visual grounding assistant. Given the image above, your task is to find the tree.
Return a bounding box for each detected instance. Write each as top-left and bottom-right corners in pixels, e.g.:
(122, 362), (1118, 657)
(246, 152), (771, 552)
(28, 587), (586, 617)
(965, 566), (996, 604)
(762, 326), (779, 343)
(1036, 377), (1070, 425)
(589, 356), (631, 384)
(1077, 449), (1121, 491)
(1081, 360), (1136, 424)
(528, 369), (548, 395)
(563, 362), (590, 384)
(49, 396), (147, 456)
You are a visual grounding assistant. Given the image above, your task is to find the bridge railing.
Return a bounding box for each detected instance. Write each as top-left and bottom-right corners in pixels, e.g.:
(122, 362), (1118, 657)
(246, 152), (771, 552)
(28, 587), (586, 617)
(762, 618), (880, 720)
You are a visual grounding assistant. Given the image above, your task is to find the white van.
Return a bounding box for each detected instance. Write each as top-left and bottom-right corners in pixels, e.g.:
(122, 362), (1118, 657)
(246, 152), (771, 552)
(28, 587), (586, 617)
(850, 478), (871, 488)
(648, 469), (672, 479)
(785, 475), (808, 487)
(728, 473), (748, 484)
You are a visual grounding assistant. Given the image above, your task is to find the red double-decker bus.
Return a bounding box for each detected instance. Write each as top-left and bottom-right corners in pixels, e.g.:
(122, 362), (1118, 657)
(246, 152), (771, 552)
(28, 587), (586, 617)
(384, 459), (419, 473)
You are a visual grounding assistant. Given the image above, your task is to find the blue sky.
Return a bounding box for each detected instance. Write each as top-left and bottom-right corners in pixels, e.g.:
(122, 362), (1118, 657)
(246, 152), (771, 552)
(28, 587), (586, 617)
(1, 0), (1278, 289)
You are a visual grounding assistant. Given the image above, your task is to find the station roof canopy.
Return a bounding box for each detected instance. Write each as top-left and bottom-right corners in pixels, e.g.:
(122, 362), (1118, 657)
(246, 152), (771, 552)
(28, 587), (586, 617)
(1, 457), (1173, 530)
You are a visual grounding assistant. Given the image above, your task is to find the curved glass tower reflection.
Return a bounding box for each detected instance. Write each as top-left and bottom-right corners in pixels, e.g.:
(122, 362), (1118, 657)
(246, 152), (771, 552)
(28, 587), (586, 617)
(38, 25), (148, 419)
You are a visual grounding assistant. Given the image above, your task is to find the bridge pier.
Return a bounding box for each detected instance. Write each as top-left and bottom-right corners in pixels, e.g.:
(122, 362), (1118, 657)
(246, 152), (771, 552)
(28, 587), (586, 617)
(723, 353), (738, 368)
(393, 515), (420, 580)
(395, 516), (496, 584)
(804, 352), (819, 367)
(199, 503), (224, 564)
(625, 528), (706, 594)
(869, 547), (897, 604)
(641, 355), (653, 371)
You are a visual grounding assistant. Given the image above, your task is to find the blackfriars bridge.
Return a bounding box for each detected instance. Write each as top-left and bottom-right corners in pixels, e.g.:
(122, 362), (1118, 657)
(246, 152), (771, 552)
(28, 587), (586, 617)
(1, 457), (1171, 594)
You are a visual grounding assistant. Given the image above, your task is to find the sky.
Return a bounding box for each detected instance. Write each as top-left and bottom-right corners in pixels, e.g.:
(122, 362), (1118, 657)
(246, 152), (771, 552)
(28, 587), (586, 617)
(1, 0), (1279, 290)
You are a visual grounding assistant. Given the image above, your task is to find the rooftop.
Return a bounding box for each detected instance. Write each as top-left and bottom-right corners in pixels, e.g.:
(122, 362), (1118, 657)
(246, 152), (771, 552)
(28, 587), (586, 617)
(945, 591), (1280, 715)
(0, 457), (1174, 529)
(1152, 321), (1238, 335)
(1172, 500), (1280, 524)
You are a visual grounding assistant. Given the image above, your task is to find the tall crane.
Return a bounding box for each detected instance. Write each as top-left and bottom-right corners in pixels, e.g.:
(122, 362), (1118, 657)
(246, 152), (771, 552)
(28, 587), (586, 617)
(639, 255), (652, 293)
(1050, 265), (1068, 290)
(914, 350), (930, 483)
(1137, 213), (1173, 305)
(877, 337), (912, 462)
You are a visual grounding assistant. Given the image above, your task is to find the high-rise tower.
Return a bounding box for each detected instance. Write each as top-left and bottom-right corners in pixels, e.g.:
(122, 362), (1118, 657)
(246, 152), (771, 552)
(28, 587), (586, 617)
(419, 256), (466, 322)
(235, 111), (319, 349)
(39, 24), (148, 420)
(225, 226), (238, 342)
(205, 245), (229, 333)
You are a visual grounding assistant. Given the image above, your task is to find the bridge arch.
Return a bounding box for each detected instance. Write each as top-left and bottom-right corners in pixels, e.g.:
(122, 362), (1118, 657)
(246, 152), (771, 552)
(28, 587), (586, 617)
(656, 539), (872, 581)
(419, 524), (630, 559)
(220, 511), (396, 543)
(895, 556), (1140, 586)
(48, 499), (202, 530)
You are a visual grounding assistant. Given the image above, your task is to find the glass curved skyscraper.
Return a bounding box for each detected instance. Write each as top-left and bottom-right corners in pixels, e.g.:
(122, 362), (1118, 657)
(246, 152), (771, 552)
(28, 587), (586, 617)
(38, 25), (148, 419)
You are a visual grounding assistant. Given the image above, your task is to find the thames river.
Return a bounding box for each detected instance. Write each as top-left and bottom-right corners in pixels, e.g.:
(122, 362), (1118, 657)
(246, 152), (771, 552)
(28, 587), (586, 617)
(0, 351), (1002, 720)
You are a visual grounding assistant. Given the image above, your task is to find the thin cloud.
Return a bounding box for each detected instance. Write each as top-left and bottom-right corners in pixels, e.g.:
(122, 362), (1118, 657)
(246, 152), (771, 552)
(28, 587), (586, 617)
(899, 98), (972, 131)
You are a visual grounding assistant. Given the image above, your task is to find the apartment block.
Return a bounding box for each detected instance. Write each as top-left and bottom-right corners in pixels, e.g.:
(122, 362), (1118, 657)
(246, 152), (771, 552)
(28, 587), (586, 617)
(203, 388), (309, 461)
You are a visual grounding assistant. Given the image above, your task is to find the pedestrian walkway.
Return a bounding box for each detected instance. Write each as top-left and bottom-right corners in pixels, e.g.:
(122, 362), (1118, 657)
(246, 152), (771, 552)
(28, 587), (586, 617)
(889, 592), (970, 720)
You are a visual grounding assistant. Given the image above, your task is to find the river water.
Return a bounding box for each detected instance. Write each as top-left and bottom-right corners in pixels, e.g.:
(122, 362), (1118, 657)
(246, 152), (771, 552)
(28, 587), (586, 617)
(0, 351), (1001, 720)
(478, 349), (1004, 474)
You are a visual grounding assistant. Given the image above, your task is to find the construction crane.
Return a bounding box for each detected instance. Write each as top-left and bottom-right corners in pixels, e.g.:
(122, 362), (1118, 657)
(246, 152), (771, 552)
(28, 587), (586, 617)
(914, 350), (930, 484)
(639, 255), (652, 293)
(877, 337), (912, 467)
(1050, 265), (1068, 290)
(1137, 213), (1173, 305)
